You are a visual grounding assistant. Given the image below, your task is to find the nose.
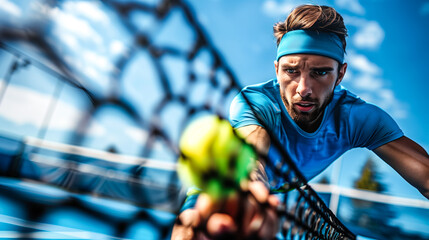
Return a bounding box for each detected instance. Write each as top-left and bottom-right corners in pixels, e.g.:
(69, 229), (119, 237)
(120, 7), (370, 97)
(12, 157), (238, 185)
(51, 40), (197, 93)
(296, 74), (312, 98)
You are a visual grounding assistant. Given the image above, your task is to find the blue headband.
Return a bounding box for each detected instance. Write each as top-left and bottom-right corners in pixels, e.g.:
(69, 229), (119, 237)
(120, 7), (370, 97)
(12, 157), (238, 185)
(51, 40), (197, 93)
(276, 30), (344, 63)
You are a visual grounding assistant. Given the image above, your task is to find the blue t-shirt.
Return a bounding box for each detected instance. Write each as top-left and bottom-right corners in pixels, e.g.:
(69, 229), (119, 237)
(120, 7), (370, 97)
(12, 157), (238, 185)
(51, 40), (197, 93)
(229, 79), (404, 188)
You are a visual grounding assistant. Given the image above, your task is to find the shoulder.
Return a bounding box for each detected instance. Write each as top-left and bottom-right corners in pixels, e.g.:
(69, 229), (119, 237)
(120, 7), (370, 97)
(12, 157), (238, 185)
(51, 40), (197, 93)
(334, 86), (395, 127)
(229, 79), (281, 129)
(232, 79), (281, 113)
(241, 79), (278, 99)
(332, 85), (362, 107)
(349, 99), (402, 136)
(335, 87), (404, 149)
(330, 86), (380, 118)
(348, 96), (390, 122)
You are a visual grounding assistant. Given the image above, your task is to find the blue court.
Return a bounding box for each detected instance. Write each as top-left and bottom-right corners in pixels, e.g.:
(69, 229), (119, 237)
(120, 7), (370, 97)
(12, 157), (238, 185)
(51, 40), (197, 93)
(0, 134), (179, 240)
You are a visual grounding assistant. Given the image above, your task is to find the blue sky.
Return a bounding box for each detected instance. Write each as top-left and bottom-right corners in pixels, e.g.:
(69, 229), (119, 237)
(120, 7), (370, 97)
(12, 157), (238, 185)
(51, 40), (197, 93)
(0, 0), (428, 206)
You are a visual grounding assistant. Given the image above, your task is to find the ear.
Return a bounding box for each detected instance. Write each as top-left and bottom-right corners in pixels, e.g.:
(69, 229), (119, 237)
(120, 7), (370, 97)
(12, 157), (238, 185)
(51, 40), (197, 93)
(274, 60), (279, 75)
(336, 62), (347, 86)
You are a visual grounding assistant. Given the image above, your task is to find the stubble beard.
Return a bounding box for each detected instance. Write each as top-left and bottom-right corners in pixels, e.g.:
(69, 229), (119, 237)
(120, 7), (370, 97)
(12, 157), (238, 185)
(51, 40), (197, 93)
(282, 89), (335, 133)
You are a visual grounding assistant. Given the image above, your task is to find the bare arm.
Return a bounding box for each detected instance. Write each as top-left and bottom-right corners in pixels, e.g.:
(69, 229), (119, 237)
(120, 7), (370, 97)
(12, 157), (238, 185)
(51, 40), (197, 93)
(373, 136), (429, 199)
(236, 125), (272, 186)
(236, 125), (271, 155)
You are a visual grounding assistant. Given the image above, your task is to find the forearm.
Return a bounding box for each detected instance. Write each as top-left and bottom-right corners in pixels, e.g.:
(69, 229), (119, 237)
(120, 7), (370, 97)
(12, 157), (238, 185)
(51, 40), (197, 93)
(236, 125), (271, 155)
(374, 136), (429, 199)
(236, 125), (272, 188)
(249, 160), (270, 190)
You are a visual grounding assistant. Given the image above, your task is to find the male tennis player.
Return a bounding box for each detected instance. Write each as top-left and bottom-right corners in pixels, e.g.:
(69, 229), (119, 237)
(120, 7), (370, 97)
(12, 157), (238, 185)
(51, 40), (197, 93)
(172, 4), (429, 240)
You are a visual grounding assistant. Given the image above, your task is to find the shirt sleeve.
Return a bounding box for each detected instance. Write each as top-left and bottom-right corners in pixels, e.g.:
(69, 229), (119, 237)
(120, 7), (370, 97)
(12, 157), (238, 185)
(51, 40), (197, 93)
(179, 194), (199, 212)
(229, 88), (279, 129)
(348, 101), (404, 150)
(179, 187), (201, 212)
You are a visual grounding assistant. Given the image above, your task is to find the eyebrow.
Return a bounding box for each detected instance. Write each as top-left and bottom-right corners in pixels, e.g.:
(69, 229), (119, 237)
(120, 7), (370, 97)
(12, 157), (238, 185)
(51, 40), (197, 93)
(280, 62), (298, 68)
(310, 67), (335, 72)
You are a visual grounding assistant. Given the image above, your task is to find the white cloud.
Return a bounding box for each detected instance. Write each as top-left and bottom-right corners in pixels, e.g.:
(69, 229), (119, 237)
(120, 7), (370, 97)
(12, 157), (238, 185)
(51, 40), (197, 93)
(31, 1), (50, 16)
(125, 126), (149, 143)
(62, 1), (109, 23)
(347, 52), (381, 75)
(345, 56), (408, 119)
(379, 89), (394, 102)
(262, 0), (298, 17)
(51, 6), (103, 45)
(64, 54), (98, 79)
(56, 32), (79, 50)
(110, 40), (128, 56)
(376, 89), (408, 119)
(341, 68), (353, 83)
(348, 75), (408, 119)
(344, 51), (407, 119)
(83, 50), (116, 73)
(343, 15), (366, 26)
(0, 82), (104, 135)
(335, 0), (365, 15)
(64, 55), (110, 88)
(193, 59), (211, 76)
(124, 126), (166, 152)
(50, 103), (106, 136)
(0, 0), (21, 17)
(343, 15), (385, 50)
(43, 4), (119, 86)
(353, 21), (384, 50)
(352, 74), (383, 91)
(82, 65), (102, 81)
(64, 49), (116, 82)
(0, 82), (49, 127)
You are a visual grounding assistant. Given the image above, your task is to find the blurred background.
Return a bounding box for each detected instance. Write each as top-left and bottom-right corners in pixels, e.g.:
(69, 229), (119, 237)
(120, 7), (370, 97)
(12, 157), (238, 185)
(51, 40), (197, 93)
(0, 0), (428, 239)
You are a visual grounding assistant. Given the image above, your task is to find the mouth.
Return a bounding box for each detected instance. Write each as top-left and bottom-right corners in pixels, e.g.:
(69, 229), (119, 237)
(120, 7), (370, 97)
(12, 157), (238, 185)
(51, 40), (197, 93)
(294, 102), (316, 112)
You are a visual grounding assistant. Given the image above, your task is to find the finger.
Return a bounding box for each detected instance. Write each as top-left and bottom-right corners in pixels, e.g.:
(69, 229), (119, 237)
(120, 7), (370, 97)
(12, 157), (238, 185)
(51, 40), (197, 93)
(248, 213), (264, 235)
(223, 192), (239, 217)
(196, 192), (240, 219)
(179, 209), (201, 227)
(248, 181), (270, 203)
(257, 206), (279, 239)
(246, 182), (281, 239)
(245, 203), (279, 239)
(195, 193), (219, 220)
(171, 224), (195, 240)
(268, 194), (280, 207)
(171, 209), (201, 240)
(206, 213), (237, 237)
(241, 191), (259, 235)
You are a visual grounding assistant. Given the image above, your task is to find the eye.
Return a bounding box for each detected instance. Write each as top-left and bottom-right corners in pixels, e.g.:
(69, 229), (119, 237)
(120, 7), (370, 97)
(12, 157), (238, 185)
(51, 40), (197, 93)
(314, 70), (327, 76)
(284, 68), (297, 74)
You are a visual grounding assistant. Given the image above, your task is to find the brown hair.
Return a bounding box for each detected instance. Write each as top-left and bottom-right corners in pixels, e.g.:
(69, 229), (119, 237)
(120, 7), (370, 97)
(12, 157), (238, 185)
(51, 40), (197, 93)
(274, 5), (347, 51)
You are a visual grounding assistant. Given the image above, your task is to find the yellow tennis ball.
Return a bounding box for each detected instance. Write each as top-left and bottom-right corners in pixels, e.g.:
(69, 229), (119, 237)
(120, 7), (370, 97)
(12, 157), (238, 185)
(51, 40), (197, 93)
(178, 115), (256, 198)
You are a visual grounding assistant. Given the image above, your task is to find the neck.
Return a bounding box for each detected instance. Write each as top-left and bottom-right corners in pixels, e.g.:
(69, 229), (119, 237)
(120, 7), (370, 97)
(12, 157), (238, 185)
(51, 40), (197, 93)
(297, 110), (325, 133)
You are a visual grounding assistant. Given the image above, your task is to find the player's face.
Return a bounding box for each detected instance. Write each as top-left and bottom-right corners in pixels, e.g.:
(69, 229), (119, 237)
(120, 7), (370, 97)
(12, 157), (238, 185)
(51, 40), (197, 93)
(275, 54), (347, 132)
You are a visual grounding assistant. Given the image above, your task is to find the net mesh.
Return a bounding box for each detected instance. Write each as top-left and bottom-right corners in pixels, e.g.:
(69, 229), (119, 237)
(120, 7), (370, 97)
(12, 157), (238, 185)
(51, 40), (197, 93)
(0, 0), (356, 239)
